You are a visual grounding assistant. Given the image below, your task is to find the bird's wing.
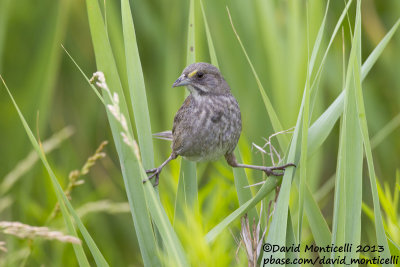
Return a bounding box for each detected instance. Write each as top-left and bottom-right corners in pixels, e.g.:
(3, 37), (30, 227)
(153, 130), (173, 141)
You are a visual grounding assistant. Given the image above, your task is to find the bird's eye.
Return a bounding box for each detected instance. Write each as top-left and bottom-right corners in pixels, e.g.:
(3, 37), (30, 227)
(197, 71), (204, 79)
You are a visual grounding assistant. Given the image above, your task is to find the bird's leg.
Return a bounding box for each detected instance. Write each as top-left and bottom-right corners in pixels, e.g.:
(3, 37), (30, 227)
(225, 153), (295, 176)
(144, 153), (177, 186)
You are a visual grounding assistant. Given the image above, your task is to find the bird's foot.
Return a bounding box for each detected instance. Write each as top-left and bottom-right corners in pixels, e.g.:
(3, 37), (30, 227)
(263, 163), (296, 176)
(143, 168), (162, 187)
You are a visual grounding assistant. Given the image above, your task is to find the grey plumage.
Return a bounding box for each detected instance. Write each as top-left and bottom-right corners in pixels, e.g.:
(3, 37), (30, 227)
(172, 90), (241, 162)
(146, 62), (295, 186)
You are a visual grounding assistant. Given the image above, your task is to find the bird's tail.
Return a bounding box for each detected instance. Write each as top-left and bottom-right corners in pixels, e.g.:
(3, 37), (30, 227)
(153, 130), (172, 141)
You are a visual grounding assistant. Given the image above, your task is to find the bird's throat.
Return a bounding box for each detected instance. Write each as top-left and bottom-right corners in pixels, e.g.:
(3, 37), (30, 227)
(188, 84), (207, 96)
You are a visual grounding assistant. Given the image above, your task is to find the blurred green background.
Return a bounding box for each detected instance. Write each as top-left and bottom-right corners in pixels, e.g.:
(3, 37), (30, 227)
(0, 0), (399, 265)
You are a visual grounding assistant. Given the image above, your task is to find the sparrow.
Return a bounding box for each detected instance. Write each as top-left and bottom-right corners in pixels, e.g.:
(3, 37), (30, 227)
(146, 62), (295, 186)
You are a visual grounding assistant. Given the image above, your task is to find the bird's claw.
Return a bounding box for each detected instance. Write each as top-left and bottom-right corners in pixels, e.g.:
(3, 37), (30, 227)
(143, 168), (162, 187)
(264, 163), (296, 176)
(146, 168), (157, 174)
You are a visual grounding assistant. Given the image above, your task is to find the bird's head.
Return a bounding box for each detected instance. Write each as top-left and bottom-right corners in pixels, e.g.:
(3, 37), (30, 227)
(172, 62), (230, 95)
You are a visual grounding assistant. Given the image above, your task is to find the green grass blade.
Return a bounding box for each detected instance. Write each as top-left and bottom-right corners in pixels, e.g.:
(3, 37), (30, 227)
(85, 0), (159, 265)
(353, 16), (393, 267)
(175, 0), (199, 222)
(262, 85), (302, 265)
(297, 1), (316, 242)
(286, 212), (298, 266)
(0, 0), (11, 72)
(143, 180), (189, 267)
(304, 185), (331, 262)
(232, 149), (257, 220)
(227, 7), (289, 151)
(344, 3), (363, 263)
(308, 15), (400, 155)
(310, 0), (353, 92)
(308, 93), (344, 155)
(121, 0), (154, 169)
(297, 62), (308, 243)
(388, 238), (400, 261)
(200, 1), (256, 220)
(371, 113), (400, 148)
(126, 147), (189, 266)
(308, 0), (332, 114)
(62, 45), (105, 104)
(308, 0), (330, 81)
(262, 1), (331, 263)
(331, 2), (363, 263)
(121, 0), (165, 254)
(292, 155), (332, 264)
(330, 96), (347, 265)
(174, 159), (198, 221)
(200, 0), (218, 67)
(310, 110), (400, 259)
(254, 0), (287, 123)
(1, 77), (94, 267)
(75, 4), (189, 262)
(292, 162), (332, 264)
(308, 0), (353, 154)
(0, 126), (74, 196)
(92, 71), (189, 265)
(186, 0), (195, 65)
(295, 1), (330, 247)
(361, 18), (400, 81)
(205, 176), (280, 243)
(31, 0), (71, 131)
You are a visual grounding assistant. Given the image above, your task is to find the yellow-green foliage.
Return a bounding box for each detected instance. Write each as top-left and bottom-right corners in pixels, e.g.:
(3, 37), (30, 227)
(1, 0), (400, 266)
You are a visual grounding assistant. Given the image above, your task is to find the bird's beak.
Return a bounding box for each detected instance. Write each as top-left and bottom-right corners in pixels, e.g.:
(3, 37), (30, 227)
(172, 75), (189, 88)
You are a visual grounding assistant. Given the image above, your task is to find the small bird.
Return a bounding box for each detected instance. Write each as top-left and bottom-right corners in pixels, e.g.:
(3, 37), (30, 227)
(146, 62), (294, 186)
